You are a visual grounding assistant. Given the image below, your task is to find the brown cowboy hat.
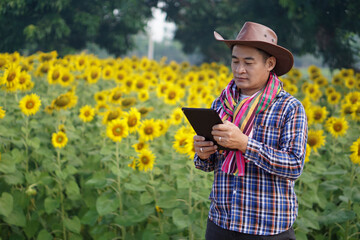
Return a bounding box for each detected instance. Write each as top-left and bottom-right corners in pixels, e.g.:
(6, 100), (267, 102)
(214, 21), (294, 76)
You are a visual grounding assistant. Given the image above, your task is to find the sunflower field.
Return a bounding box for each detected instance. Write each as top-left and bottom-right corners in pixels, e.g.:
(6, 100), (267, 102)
(0, 51), (359, 240)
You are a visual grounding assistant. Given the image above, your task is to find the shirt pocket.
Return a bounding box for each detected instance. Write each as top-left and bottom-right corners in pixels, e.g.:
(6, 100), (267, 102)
(253, 118), (282, 148)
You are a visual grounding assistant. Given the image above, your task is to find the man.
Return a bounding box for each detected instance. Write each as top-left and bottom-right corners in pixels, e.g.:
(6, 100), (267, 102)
(193, 22), (307, 240)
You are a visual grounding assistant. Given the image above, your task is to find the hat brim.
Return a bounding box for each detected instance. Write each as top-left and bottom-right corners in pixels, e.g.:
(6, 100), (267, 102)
(215, 37), (294, 76)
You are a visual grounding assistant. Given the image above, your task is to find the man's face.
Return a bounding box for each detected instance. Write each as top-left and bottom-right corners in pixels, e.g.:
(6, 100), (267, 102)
(231, 45), (276, 96)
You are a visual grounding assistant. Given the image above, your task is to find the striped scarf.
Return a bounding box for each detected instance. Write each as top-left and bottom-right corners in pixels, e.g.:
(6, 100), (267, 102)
(218, 73), (282, 176)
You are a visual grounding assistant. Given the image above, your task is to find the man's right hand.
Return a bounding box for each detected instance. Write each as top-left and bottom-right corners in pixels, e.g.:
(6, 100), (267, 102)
(193, 135), (218, 160)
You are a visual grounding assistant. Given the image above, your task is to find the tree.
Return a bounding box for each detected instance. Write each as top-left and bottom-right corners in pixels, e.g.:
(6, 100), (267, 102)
(0, 0), (159, 56)
(160, 0), (360, 70)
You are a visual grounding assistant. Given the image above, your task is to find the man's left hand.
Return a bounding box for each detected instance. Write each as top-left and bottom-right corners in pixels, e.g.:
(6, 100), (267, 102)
(211, 120), (248, 153)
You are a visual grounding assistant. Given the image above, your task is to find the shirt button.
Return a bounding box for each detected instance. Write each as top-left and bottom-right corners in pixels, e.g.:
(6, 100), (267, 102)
(233, 190), (236, 194)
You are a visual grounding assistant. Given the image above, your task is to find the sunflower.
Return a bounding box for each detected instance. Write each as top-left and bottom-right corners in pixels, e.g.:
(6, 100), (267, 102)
(58, 124), (66, 133)
(95, 102), (109, 116)
(35, 61), (51, 77)
(325, 117), (348, 138)
(156, 82), (170, 98)
(305, 83), (322, 101)
(51, 92), (78, 110)
(311, 106), (328, 124)
(94, 91), (108, 103)
(132, 141), (149, 153)
(102, 65), (114, 80)
(75, 54), (88, 71)
(106, 119), (129, 142)
(79, 105), (95, 122)
(340, 102), (354, 117)
(164, 84), (184, 105)
(345, 77), (356, 89)
(138, 90), (149, 102)
(305, 144), (311, 163)
(47, 65), (62, 84)
(109, 87), (123, 104)
(59, 69), (74, 87)
(0, 106), (5, 119)
(138, 119), (160, 142)
(114, 69), (127, 84)
(344, 92), (360, 105)
(156, 119), (169, 136)
(351, 103), (360, 121)
(327, 91), (341, 105)
(314, 76), (328, 87)
(173, 130), (193, 154)
(332, 74), (343, 86)
(121, 97), (137, 109)
(85, 65), (101, 84)
(2, 64), (20, 91)
(170, 108), (183, 125)
(137, 149), (155, 172)
(17, 71), (32, 91)
(350, 137), (360, 165)
(19, 93), (42, 116)
(339, 68), (354, 79)
(307, 65), (321, 80)
(125, 108), (141, 133)
(134, 76), (149, 92)
(138, 107), (153, 118)
(102, 108), (124, 125)
(307, 129), (326, 153)
(52, 131), (68, 148)
(184, 72), (198, 84)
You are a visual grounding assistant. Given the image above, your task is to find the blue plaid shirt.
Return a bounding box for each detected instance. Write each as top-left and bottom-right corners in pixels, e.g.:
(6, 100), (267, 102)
(194, 88), (308, 235)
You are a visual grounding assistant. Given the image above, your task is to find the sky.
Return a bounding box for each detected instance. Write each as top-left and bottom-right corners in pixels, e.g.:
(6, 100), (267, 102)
(147, 7), (176, 42)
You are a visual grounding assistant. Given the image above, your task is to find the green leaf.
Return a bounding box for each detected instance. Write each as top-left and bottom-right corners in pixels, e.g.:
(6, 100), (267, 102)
(0, 154), (16, 173)
(64, 216), (81, 234)
(96, 194), (117, 216)
(24, 219), (40, 239)
(65, 180), (80, 200)
(124, 182), (146, 191)
(3, 171), (24, 185)
(4, 209), (26, 227)
(172, 209), (189, 229)
(28, 137), (41, 149)
(44, 198), (60, 214)
(140, 192), (154, 205)
(0, 192), (13, 217)
(176, 176), (190, 189)
(37, 229), (52, 240)
(85, 177), (108, 188)
(157, 191), (178, 209)
(319, 209), (356, 225)
(81, 210), (98, 225)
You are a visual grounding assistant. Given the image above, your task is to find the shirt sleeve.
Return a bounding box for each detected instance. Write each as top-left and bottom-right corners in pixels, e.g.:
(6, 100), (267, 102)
(193, 153), (217, 172)
(244, 102), (308, 180)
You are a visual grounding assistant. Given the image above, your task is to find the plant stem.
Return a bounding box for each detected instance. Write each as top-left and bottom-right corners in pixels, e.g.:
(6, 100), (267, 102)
(24, 116), (29, 174)
(150, 172), (163, 234)
(57, 149), (67, 240)
(115, 142), (126, 239)
(188, 163), (194, 240)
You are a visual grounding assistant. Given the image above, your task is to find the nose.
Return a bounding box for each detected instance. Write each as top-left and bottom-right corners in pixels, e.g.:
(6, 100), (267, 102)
(235, 63), (246, 74)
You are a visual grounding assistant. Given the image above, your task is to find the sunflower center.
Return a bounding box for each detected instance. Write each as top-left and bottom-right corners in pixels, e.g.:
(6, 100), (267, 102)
(140, 156), (150, 164)
(55, 95), (70, 107)
(144, 126), (153, 135)
(136, 82), (145, 89)
(168, 91), (176, 100)
(84, 111), (90, 117)
(175, 114), (181, 120)
(19, 76), (26, 84)
(41, 65), (49, 74)
(137, 143), (144, 150)
(108, 111), (119, 121)
(314, 112), (322, 120)
(112, 126), (123, 136)
(117, 74), (125, 81)
(161, 86), (167, 93)
(128, 117), (137, 127)
(333, 123), (342, 132)
(62, 75), (70, 82)
(308, 137), (317, 147)
(52, 70), (60, 80)
(26, 100), (35, 109)
(179, 139), (186, 147)
(112, 91), (122, 101)
(57, 136), (64, 143)
(91, 71), (98, 79)
(7, 72), (16, 82)
(358, 145), (360, 156)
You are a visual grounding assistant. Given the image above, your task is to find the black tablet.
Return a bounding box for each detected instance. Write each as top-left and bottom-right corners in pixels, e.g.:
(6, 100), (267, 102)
(182, 107), (233, 151)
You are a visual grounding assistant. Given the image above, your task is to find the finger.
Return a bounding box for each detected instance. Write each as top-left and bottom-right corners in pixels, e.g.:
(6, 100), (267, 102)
(193, 135), (205, 141)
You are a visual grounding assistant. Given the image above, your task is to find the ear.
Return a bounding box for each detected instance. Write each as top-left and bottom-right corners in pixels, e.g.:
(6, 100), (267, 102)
(266, 56), (276, 72)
